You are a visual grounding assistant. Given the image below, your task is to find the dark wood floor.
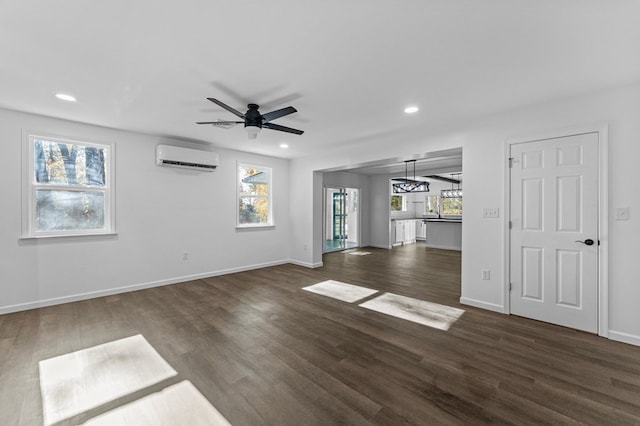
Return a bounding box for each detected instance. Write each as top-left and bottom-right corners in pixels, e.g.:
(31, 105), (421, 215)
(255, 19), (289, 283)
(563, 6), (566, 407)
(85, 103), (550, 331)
(2, 244), (640, 425)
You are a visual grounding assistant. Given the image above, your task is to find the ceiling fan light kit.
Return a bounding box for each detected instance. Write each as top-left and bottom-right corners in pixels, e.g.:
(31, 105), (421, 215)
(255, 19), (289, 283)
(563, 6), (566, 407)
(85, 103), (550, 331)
(197, 98), (304, 139)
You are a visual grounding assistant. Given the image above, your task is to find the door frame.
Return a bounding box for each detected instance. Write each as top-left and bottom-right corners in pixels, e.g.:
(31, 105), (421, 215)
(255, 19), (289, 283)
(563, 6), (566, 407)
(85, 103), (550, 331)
(322, 185), (361, 253)
(503, 124), (609, 337)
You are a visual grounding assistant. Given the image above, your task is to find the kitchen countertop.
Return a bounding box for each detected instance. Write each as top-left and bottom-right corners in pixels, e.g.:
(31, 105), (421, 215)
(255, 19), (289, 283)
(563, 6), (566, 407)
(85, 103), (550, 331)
(391, 218), (462, 223)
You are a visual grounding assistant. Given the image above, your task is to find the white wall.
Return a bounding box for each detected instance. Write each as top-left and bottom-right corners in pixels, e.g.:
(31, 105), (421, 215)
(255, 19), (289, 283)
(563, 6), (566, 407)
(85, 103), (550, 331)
(0, 108), (291, 313)
(290, 82), (640, 346)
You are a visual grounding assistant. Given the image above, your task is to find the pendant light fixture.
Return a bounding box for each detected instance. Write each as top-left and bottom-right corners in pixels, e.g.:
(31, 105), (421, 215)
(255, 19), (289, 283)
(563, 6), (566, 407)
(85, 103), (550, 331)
(441, 173), (462, 198)
(392, 160), (430, 193)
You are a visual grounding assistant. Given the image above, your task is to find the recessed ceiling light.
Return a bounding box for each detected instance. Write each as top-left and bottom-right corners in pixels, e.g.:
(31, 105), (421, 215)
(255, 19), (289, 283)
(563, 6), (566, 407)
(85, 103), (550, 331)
(279, 143), (289, 149)
(55, 93), (76, 102)
(404, 106), (419, 114)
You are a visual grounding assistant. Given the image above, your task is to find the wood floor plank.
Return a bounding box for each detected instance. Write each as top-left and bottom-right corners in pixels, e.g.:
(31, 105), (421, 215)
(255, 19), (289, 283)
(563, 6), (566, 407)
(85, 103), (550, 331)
(1, 243), (639, 425)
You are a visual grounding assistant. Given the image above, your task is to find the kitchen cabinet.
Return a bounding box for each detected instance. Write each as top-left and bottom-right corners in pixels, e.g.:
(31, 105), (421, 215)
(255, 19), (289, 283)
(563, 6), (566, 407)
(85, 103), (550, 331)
(416, 220), (427, 240)
(392, 220), (416, 245)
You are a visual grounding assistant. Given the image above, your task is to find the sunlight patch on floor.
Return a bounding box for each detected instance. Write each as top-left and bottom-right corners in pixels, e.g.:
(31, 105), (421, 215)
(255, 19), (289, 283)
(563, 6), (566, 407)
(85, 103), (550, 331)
(39, 334), (177, 426)
(345, 251), (371, 256)
(302, 280), (378, 303)
(359, 293), (465, 331)
(82, 380), (231, 425)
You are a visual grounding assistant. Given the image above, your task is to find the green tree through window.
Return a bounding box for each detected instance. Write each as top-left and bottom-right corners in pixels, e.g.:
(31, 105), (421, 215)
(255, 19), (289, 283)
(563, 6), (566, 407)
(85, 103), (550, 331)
(238, 163), (272, 226)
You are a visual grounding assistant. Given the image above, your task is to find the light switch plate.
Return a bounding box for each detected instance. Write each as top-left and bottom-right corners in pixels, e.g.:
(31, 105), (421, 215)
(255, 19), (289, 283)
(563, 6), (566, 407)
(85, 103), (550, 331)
(483, 208), (499, 218)
(616, 207), (630, 221)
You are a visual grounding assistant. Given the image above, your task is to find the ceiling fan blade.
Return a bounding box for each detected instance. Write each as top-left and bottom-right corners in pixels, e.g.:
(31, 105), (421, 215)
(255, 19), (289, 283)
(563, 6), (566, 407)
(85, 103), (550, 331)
(207, 98), (245, 118)
(261, 106), (297, 122)
(262, 122), (304, 135)
(196, 120), (242, 129)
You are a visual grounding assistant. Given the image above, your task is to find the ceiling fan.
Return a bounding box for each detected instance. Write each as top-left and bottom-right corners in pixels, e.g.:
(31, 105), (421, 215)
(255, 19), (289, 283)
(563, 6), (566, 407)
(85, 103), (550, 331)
(197, 97), (304, 139)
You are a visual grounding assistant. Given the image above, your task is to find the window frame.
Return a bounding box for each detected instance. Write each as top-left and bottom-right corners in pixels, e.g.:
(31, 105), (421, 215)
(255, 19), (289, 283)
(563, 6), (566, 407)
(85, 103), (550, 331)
(424, 194), (463, 218)
(21, 131), (116, 239)
(236, 162), (274, 228)
(390, 194), (406, 212)
(425, 195), (440, 217)
(440, 196), (463, 218)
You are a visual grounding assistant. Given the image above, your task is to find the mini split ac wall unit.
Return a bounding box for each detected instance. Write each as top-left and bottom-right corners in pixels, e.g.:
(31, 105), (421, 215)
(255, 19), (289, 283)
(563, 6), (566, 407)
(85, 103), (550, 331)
(156, 145), (219, 171)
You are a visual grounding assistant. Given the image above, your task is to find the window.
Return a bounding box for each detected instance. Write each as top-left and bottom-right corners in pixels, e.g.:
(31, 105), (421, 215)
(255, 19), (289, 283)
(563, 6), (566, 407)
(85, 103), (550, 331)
(425, 195), (463, 217)
(237, 163), (273, 227)
(390, 195), (406, 211)
(426, 195), (439, 216)
(441, 196), (463, 216)
(23, 133), (114, 238)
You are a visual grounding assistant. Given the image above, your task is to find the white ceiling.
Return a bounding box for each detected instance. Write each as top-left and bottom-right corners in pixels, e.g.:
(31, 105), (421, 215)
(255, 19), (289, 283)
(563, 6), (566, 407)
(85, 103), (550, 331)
(324, 148), (462, 176)
(1, 1), (639, 160)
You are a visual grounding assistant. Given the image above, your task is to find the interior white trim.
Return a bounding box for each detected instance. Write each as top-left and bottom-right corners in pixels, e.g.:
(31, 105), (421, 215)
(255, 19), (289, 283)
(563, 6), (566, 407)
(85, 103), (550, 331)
(459, 297), (504, 313)
(369, 244), (392, 249)
(288, 259), (323, 269)
(0, 259), (291, 315)
(608, 330), (640, 347)
(504, 124), (609, 337)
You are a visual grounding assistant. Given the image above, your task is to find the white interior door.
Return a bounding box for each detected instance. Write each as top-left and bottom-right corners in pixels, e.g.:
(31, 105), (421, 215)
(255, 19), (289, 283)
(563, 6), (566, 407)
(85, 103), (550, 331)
(509, 132), (599, 333)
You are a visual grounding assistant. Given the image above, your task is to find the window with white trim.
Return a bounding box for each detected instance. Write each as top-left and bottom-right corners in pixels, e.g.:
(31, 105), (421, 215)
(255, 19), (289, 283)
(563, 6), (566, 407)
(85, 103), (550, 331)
(425, 195), (463, 217)
(237, 163), (273, 227)
(390, 194), (406, 211)
(23, 133), (115, 238)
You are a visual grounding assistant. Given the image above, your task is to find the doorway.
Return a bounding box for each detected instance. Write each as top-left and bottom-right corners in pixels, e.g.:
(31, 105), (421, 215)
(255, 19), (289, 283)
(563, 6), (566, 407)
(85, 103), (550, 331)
(323, 187), (360, 252)
(508, 130), (607, 333)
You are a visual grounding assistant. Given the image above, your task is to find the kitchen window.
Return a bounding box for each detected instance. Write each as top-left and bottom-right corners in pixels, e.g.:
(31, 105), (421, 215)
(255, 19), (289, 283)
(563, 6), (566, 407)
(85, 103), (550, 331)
(22, 133), (115, 238)
(425, 195), (462, 217)
(390, 195), (406, 211)
(237, 163), (273, 227)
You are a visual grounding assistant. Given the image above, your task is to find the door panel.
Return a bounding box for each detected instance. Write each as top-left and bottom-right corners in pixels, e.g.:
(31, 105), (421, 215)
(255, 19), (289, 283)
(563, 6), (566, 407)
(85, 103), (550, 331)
(323, 187), (360, 252)
(521, 246), (543, 300)
(510, 133), (598, 333)
(557, 249), (581, 307)
(333, 192), (346, 239)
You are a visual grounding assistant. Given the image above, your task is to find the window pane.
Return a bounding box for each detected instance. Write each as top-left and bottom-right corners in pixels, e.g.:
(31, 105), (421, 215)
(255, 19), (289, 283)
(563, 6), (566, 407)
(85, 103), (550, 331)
(441, 197), (463, 215)
(239, 166), (269, 196)
(426, 196), (439, 215)
(390, 195), (404, 211)
(36, 190), (105, 231)
(238, 163), (272, 227)
(239, 196), (269, 224)
(34, 139), (106, 187)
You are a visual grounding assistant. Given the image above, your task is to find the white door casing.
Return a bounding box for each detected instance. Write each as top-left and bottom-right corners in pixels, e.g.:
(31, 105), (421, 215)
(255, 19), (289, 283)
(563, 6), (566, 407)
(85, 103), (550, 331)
(509, 132), (599, 333)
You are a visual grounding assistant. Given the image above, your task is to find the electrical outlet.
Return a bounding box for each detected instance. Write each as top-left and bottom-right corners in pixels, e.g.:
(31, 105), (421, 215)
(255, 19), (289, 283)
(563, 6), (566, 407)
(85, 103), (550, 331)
(481, 269), (491, 280)
(182, 252), (189, 261)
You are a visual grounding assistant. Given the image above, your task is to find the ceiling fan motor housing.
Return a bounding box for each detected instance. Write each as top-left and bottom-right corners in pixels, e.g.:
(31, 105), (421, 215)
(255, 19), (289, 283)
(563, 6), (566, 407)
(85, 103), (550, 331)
(245, 104), (262, 129)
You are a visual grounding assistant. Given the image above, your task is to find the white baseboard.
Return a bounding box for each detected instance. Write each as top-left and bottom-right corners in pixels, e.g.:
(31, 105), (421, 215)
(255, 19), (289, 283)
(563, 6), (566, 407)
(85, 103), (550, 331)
(459, 297), (506, 313)
(288, 259), (323, 268)
(424, 244), (462, 251)
(608, 330), (640, 347)
(369, 244), (391, 249)
(0, 259), (291, 315)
